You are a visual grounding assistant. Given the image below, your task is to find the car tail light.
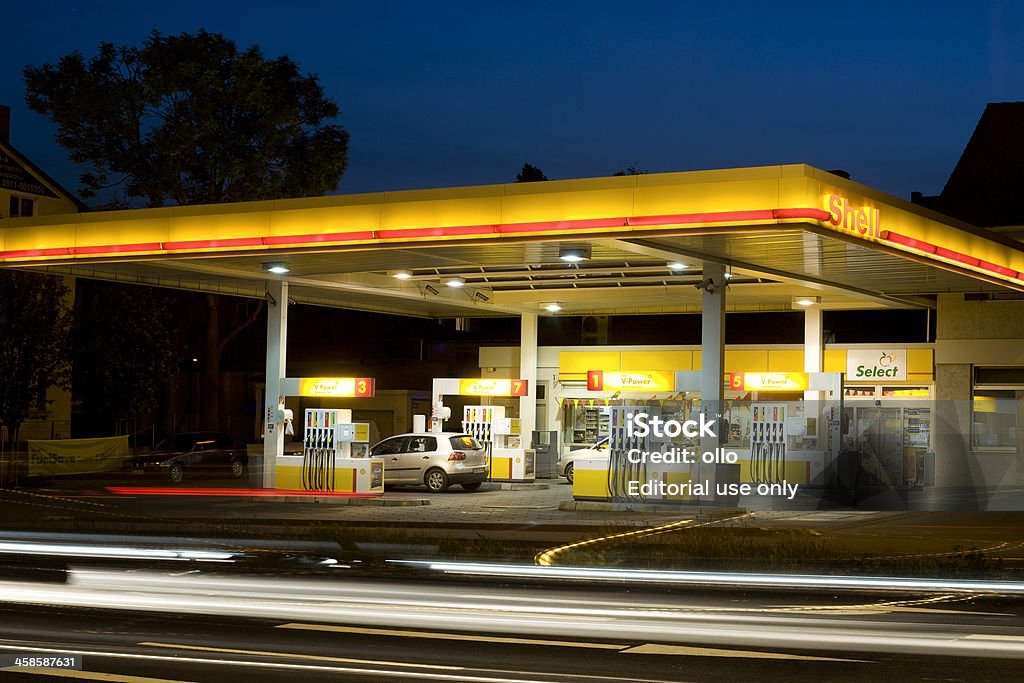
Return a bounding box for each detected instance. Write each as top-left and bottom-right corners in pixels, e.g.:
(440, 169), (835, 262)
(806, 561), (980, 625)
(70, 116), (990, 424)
(448, 451), (467, 461)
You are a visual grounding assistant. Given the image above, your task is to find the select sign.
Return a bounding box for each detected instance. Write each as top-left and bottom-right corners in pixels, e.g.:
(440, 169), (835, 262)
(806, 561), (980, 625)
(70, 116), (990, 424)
(847, 349), (907, 381)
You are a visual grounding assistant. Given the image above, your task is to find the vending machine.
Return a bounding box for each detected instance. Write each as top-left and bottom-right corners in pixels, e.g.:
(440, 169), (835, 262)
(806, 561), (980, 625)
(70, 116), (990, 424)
(841, 402), (931, 487)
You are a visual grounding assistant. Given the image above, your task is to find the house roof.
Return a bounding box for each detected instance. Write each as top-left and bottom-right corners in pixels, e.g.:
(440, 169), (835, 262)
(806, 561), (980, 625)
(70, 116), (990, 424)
(0, 138), (88, 213)
(936, 102), (1024, 228)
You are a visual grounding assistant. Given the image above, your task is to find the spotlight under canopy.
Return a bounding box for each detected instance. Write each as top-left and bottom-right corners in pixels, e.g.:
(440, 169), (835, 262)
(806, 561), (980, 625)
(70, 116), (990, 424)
(262, 262), (290, 274)
(558, 244), (592, 262)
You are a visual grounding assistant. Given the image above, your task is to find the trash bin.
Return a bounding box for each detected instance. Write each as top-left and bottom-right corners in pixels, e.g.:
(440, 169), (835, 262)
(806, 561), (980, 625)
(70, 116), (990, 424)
(532, 431), (558, 479)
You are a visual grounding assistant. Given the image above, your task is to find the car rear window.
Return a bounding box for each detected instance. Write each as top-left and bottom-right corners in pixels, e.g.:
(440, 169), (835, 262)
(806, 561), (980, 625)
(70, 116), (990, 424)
(450, 435), (482, 450)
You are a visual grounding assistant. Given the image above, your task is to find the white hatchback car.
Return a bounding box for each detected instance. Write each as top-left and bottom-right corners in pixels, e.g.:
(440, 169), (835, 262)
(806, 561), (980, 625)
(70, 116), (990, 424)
(369, 432), (488, 492)
(556, 436), (609, 483)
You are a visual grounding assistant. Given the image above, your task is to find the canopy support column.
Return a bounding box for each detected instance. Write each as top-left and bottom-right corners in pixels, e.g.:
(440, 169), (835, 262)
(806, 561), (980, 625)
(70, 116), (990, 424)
(262, 279), (288, 489)
(519, 312), (538, 448)
(804, 305), (823, 401)
(700, 262), (725, 500)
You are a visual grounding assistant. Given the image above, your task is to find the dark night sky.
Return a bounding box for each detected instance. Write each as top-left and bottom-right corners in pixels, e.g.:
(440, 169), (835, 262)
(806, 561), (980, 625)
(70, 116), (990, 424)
(3, 1), (1024, 204)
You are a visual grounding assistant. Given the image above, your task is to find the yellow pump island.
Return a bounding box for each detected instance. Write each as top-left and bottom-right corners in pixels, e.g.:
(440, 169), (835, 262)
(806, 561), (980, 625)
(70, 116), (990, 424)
(274, 378), (383, 495)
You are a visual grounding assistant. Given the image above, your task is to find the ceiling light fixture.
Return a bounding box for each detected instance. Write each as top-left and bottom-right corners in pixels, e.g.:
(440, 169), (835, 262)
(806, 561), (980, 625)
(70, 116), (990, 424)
(558, 244), (592, 262)
(390, 269), (413, 280)
(262, 262), (289, 274)
(666, 262), (689, 271)
(794, 296), (821, 307)
(445, 276), (466, 288)
(544, 302), (562, 312)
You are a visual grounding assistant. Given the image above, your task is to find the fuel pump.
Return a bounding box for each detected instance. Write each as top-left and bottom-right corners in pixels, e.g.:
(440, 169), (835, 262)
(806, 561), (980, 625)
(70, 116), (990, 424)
(274, 408), (381, 493)
(429, 377), (535, 483)
(751, 403), (786, 484)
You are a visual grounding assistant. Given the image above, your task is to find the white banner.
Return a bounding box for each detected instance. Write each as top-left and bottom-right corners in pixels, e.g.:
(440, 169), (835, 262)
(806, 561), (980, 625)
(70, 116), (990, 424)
(846, 349), (907, 381)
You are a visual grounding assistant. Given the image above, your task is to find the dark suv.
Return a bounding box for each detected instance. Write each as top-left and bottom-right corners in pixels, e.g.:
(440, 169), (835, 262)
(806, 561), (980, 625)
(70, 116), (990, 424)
(126, 431), (248, 483)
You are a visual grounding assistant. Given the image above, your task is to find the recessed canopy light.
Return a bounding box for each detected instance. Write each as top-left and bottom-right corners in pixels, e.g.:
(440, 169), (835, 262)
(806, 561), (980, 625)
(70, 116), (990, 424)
(445, 277), (466, 288)
(558, 245), (592, 262)
(544, 302), (562, 312)
(722, 271), (734, 279)
(667, 262), (689, 271)
(390, 270), (413, 280)
(794, 296), (821, 307)
(263, 262), (289, 274)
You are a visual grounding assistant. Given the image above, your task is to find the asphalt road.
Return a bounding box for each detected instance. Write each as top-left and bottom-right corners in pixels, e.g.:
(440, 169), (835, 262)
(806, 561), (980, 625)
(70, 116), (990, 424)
(0, 569), (1023, 681)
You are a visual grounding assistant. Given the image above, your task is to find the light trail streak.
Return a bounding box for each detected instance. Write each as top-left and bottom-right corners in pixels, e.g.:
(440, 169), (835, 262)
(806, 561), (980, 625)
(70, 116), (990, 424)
(410, 560), (1024, 594)
(0, 570), (1021, 660)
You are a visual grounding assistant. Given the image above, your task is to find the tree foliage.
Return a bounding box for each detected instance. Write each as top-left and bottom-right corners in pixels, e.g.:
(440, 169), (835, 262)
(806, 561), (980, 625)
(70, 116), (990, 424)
(516, 163), (548, 182)
(24, 30), (350, 431)
(613, 165), (648, 176)
(72, 281), (178, 431)
(24, 29), (350, 207)
(0, 272), (72, 445)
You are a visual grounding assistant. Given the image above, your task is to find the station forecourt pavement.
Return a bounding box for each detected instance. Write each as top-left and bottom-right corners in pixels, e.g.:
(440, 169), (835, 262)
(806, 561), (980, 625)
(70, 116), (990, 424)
(2, 473), (1024, 576)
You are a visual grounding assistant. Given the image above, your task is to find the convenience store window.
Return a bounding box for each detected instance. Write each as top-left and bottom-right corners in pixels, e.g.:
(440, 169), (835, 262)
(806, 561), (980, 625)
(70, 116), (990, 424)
(563, 402), (610, 446)
(972, 367), (1024, 450)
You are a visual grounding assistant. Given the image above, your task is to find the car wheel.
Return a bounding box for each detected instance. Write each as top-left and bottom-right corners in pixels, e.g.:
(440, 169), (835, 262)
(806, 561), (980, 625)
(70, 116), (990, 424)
(229, 457), (245, 479)
(168, 463), (185, 483)
(461, 482), (482, 491)
(565, 462), (574, 484)
(424, 468), (450, 493)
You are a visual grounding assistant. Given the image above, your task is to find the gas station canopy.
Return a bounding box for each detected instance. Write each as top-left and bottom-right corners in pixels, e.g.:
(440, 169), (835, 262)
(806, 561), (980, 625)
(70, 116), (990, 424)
(2, 164), (1022, 316)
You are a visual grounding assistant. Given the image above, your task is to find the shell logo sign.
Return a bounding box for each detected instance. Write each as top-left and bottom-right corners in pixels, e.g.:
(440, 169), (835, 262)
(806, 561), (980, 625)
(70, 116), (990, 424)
(825, 194), (881, 239)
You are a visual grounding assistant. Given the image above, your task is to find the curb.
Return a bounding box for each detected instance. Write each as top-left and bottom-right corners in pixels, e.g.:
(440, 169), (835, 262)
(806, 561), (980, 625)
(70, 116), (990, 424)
(242, 496), (430, 506)
(559, 500), (747, 515)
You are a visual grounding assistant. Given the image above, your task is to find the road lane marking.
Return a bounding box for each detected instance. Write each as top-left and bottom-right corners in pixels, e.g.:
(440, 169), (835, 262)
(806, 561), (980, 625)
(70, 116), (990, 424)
(459, 592), (1010, 617)
(138, 642), (462, 670)
(775, 594), (997, 615)
(0, 644), (657, 683)
(620, 644), (867, 662)
(964, 634), (1024, 641)
(277, 622), (626, 649)
(0, 669), (190, 682)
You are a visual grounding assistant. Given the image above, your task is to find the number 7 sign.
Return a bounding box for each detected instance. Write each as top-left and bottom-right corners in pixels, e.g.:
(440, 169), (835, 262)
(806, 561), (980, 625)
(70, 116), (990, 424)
(510, 379), (528, 396)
